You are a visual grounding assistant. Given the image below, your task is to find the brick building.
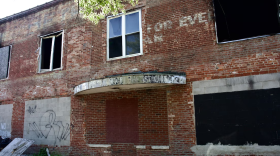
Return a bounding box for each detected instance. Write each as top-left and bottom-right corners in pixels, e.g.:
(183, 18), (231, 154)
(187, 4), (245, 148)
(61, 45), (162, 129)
(0, 0), (280, 155)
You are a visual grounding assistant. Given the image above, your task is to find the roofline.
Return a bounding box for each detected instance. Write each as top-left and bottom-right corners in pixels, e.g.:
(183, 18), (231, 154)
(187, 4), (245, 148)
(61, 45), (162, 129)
(0, 0), (70, 24)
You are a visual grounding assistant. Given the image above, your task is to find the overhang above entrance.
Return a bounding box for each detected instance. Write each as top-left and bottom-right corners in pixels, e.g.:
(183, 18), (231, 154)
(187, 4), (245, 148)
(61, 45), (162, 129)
(74, 72), (186, 95)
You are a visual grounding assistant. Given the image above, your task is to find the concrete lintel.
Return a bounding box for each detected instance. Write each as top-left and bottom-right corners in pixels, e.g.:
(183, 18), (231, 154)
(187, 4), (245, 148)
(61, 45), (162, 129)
(193, 72), (280, 95)
(87, 144), (111, 148)
(151, 146), (170, 150)
(74, 72), (186, 95)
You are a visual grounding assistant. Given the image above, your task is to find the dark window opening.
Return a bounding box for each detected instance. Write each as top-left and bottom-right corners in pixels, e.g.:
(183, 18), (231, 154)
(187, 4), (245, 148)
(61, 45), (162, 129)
(40, 31), (62, 71)
(214, 0), (280, 42)
(195, 88), (280, 145)
(106, 98), (139, 143)
(41, 38), (52, 69)
(0, 46), (10, 79)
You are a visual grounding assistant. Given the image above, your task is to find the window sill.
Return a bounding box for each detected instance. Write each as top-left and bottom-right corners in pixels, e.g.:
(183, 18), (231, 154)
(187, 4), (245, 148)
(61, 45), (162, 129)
(217, 33), (280, 44)
(38, 68), (62, 74)
(0, 77), (9, 81)
(87, 144), (111, 148)
(87, 144), (170, 150)
(107, 53), (143, 61)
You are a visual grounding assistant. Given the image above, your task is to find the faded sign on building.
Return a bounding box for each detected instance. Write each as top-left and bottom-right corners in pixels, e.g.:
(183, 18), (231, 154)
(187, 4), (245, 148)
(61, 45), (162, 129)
(23, 97), (71, 146)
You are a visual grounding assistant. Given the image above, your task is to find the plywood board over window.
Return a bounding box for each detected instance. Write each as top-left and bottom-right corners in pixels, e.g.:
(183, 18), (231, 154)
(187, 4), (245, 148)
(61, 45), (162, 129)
(106, 98), (139, 143)
(0, 46), (11, 79)
(195, 88), (280, 145)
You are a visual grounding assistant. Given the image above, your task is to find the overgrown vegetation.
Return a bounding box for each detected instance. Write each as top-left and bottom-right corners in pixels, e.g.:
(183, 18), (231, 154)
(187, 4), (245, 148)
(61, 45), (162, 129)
(74, 0), (139, 24)
(32, 148), (62, 156)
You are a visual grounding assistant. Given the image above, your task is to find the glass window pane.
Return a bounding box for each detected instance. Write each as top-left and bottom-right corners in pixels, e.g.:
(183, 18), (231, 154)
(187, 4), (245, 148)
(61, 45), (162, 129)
(109, 36), (123, 58)
(126, 12), (139, 34)
(126, 33), (140, 55)
(109, 16), (122, 38)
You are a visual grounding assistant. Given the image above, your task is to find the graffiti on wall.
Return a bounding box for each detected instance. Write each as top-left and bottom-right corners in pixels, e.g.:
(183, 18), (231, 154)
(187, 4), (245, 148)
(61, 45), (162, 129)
(0, 123), (10, 138)
(27, 105), (36, 114)
(27, 110), (70, 146)
(24, 97), (71, 146)
(0, 104), (13, 139)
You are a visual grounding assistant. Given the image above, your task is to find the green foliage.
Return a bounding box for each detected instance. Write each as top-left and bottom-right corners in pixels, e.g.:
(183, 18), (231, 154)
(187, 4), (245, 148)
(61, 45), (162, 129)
(74, 0), (139, 24)
(32, 148), (62, 156)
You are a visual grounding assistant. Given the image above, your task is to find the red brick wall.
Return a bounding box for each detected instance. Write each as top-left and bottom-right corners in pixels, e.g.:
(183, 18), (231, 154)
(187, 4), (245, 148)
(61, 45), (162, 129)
(83, 88), (169, 146)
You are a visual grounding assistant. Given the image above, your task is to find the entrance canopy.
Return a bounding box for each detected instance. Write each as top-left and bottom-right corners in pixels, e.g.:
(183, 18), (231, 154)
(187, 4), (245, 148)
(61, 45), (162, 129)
(74, 72), (186, 95)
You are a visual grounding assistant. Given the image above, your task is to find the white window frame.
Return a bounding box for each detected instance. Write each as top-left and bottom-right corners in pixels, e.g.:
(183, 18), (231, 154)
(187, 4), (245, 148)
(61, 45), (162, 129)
(38, 30), (64, 73)
(107, 10), (143, 61)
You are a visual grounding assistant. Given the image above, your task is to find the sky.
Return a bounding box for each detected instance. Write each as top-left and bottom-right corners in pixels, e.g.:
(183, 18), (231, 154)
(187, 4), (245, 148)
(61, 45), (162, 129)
(0, 0), (53, 19)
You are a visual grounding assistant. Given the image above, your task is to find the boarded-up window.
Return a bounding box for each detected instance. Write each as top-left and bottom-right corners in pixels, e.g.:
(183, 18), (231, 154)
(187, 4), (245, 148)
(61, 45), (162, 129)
(195, 88), (280, 145)
(0, 46), (10, 79)
(106, 98), (139, 143)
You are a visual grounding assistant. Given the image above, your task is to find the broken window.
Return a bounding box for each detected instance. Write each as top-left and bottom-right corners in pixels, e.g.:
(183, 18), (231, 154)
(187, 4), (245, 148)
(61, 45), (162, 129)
(214, 0), (280, 43)
(0, 46), (11, 79)
(107, 10), (142, 60)
(39, 31), (63, 72)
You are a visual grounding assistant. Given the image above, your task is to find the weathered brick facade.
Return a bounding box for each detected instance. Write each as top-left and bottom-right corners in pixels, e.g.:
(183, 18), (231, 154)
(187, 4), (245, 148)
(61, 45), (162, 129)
(0, 0), (280, 155)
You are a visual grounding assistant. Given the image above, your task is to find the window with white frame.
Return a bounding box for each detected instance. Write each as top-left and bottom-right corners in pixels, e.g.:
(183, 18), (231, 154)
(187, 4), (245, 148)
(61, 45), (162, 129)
(39, 31), (63, 72)
(107, 10), (142, 60)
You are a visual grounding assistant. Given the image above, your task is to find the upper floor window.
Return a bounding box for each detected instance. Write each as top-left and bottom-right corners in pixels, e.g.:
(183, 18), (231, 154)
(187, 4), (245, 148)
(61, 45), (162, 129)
(0, 46), (11, 79)
(39, 31), (63, 72)
(107, 10), (142, 60)
(214, 0), (280, 43)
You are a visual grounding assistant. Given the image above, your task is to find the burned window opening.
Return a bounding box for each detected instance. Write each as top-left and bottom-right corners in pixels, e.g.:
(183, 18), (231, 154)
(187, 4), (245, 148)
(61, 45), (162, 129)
(214, 0), (280, 43)
(40, 31), (63, 72)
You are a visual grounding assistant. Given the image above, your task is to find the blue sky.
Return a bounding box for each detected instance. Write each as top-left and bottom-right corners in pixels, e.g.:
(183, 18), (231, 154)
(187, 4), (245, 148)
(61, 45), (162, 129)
(0, 0), (52, 19)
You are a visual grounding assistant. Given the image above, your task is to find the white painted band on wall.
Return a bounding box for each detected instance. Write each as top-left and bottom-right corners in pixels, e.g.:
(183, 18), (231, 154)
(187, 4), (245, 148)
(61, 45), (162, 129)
(135, 145), (146, 149)
(87, 144), (111, 148)
(151, 146), (170, 150)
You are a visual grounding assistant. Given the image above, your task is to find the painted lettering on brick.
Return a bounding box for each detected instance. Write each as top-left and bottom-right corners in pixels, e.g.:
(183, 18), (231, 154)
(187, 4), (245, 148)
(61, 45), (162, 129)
(180, 12), (208, 27)
(145, 20), (173, 44)
(146, 12), (208, 44)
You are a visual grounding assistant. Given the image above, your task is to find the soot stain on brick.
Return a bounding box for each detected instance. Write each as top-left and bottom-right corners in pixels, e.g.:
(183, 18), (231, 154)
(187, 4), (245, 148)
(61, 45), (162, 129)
(248, 78), (254, 90)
